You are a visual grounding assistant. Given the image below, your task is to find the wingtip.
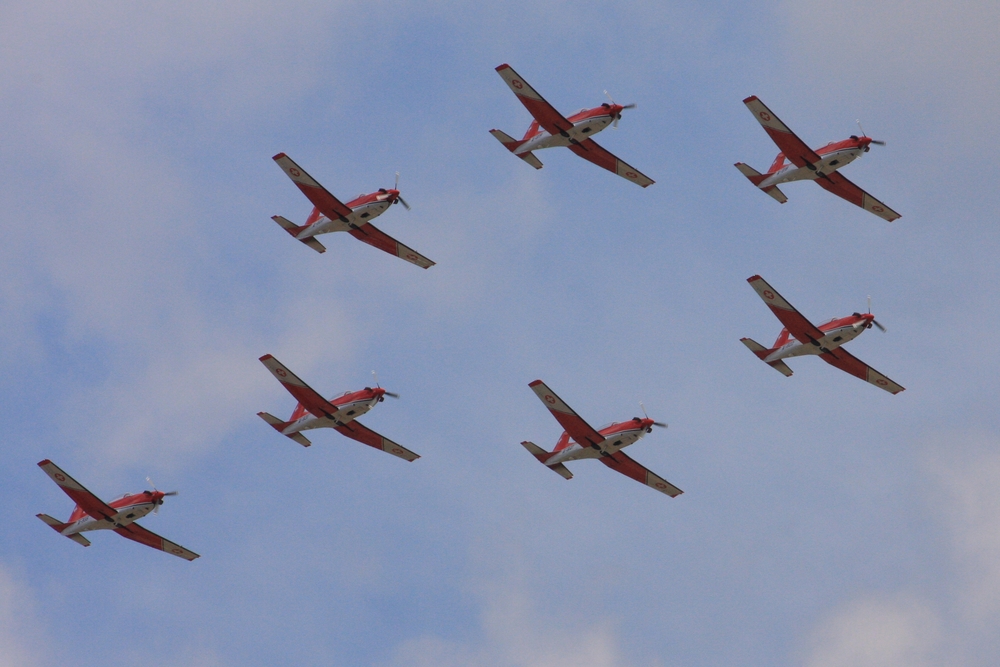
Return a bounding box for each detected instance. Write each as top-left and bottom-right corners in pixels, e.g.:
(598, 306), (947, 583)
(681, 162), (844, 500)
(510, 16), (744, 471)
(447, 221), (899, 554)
(747, 274), (762, 283)
(528, 379), (543, 387)
(258, 354), (274, 363)
(742, 95), (758, 104)
(272, 152), (287, 161)
(495, 63), (510, 71)
(37, 459), (51, 467)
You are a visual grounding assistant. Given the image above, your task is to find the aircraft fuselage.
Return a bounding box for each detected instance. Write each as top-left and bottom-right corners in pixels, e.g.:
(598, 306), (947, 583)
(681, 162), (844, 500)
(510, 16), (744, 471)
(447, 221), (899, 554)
(545, 418), (655, 466)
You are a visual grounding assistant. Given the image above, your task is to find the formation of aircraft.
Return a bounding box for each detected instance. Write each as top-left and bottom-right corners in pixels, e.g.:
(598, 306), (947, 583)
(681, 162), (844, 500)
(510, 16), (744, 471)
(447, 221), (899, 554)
(36, 65), (912, 559)
(270, 153), (435, 269)
(521, 380), (682, 497)
(735, 96), (901, 222)
(742, 275), (904, 394)
(491, 64), (655, 187)
(36, 460), (199, 560)
(257, 354), (420, 462)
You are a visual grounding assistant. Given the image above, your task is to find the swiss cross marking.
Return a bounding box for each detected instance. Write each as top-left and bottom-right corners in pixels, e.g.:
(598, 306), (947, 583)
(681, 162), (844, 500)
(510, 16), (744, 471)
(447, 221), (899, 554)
(391, 447), (403, 454)
(763, 290), (775, 300)
(759, 111), (771, 121)
(54, 473), (66, 482)
(171, 547), (183, 554)
(625, 171), (638, 178)
(876, 378), (888, 386)
(289, 168), (301, 177)
(654, 482), (667, 489)
(872, 205), (885, 213)
(544, 395), (556, 405)
(405, 253), (418, 260)
(512, 79), (524, 90)
(276, 368), (287, 378)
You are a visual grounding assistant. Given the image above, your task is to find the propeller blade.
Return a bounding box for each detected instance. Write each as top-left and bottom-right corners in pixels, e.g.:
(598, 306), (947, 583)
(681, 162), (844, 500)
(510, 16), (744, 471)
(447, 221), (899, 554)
(397, 196), (411, 211)
(384, 391), (400, 398)
(163, 491), (179, 496)
(652, 422), (668, 428)
(613, 115), (620, 129)
(873, 319), (887, 333)
(639, 401), (649, 419)
(604, 89), (614, 104)
(394, 171), (400, 190)
(621, 102), (636, 110)
(870, 139), (886, 146)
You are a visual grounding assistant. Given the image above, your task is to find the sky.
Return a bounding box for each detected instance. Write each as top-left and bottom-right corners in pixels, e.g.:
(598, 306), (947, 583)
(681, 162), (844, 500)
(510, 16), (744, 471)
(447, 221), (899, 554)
(2, 1), (1000, 665)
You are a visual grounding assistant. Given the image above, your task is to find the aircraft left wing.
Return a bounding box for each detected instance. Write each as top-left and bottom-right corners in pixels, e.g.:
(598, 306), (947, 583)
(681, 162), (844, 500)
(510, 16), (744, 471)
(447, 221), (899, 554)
(567, 139), (655, 188)
(743, 96), (823, 169)
(599, 451), (683, 497)
(272, 153), (354, 222)
(37, 460), (117, 521)
(348, 224), (435, 269)
(747, 275), (826, 345)
(528, 380), (605, 448)
(114, 523), (200, 561)
(495, 64), (573, 137)
(334, 421), (420, 461)
(259, 354), (343, 420)
(819, 347), (905, 395)
(815, 172), (901, 222)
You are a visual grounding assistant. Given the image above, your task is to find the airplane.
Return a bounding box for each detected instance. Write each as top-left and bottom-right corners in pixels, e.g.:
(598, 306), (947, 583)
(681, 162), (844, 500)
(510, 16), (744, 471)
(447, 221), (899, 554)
(742, 275), (904, 394)
(257, 354), (420, 461)
(35, 460), (199, 560)
(491, 64), (655, 187)
(520, 380), (682, 497)
(735, 96), (901, 222)
(270, 153), (435, 269)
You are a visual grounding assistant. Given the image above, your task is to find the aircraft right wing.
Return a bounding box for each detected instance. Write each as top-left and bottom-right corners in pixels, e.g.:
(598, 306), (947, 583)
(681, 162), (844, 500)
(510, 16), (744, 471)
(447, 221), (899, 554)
(815, 171), (902, 222)
(347, 223), (435, 269)
(743, 96), (823, 169)
(567, 139), (655, 188)
(114, 523), (200, 561)
(334, 421), (420, 461)
(495, 64), (574, 137)
(37, 460), (117, 521)
(820, 347), (906, 395)
(272, 153), (354, 222)
(747, 275), (826, 345)
(528, 380), (605, 449)
(259, 355), (343, 420)
(599, 451), (683, 497)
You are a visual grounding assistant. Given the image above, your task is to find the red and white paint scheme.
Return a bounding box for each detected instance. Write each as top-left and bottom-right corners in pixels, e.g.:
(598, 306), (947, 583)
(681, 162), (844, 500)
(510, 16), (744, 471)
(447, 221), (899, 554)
(491, 64), (654, 187)
(257, 354), (419, 462)
(270, 153), (434, 269)
(735, 96), (900, 222)
(35, 460), (198, 560)
(521, 380), (682, 497)
(742, 275), (904, 394)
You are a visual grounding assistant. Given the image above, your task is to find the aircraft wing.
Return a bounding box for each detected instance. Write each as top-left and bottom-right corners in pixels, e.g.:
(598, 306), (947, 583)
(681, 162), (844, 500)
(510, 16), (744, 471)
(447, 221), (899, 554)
(819, 347), (905, 395)
(815, 172), (901, 222)
(528, 380), (605, 448)
(272, 153), (354, 222)
(747, 275), (826, 344)
(348, 223), (435, 269)
(495, 64), (574, 137)
(599, 451), (683, 497)
(37, 460), (117, 521)
(114, 523), (200, 561)
(259, 354), (343, 420)
(567, 139), (655, 188)
(334, 421), (420, 461)
(743, 96), (823, 169)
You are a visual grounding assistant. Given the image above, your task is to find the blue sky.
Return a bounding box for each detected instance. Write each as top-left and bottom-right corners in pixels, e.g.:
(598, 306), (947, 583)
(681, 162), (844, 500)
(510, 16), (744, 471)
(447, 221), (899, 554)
(2, 2), (1000, 666)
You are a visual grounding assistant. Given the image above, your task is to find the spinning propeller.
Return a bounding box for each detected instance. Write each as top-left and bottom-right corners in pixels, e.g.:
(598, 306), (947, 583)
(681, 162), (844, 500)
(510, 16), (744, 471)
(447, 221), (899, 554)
(145, 477), (178, 514)
(372, 371), (400, 399)
(393, 172), (411, 210)
(853, 296), (887, 333)
(856, 120), (886, 146)
(639, 402), (668, 429)
(604, 90), (636, 128)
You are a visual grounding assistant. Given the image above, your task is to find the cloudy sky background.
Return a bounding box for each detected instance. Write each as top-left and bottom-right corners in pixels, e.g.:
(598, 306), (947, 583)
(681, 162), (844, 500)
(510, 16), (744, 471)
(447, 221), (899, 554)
(2, 1), (1000, 665)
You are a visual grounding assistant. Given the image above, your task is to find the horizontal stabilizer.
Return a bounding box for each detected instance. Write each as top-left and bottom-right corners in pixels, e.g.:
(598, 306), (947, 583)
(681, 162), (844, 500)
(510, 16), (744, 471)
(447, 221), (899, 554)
(272, 216), (326, 253)
(520, 441), (572, 479)
(36, 514), (90, 546)
(735, 163), (787, 203)
(491, 130), (544, 170)
(257, 412), (311, 447)
(518, 152), (543, 169)
(741, 338), (793, 377)
(762, 184), (788, 204)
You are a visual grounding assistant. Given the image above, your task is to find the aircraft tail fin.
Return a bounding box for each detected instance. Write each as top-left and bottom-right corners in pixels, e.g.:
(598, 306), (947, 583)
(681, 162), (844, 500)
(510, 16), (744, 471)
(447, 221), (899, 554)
(36, 514), (91, 546)
(520, 441), (573, 479)
(272, 216), (327, 253)
(257, 412), (312, 447)
(740, 338), (793, 377)
(490, 130), (543, 169)
(734, 163), (788, 203)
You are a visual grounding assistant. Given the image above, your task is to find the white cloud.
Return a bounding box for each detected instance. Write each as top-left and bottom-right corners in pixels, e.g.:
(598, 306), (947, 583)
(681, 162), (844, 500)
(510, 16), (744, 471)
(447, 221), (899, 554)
(0, 564), (47, 667)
